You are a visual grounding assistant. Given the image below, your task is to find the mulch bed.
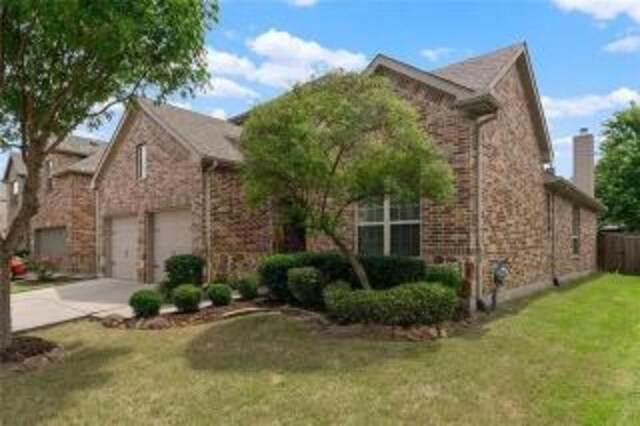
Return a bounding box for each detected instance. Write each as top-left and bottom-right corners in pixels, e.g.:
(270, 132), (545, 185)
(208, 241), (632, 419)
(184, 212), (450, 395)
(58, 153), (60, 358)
(0, 336), (64, 379)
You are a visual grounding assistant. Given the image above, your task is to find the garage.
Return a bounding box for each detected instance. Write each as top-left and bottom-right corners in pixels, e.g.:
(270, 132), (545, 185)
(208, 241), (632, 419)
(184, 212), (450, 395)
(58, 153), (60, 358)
(110, 216), (138, 281)
(153, 209), (192, 282)
(35, 227), (67, 263)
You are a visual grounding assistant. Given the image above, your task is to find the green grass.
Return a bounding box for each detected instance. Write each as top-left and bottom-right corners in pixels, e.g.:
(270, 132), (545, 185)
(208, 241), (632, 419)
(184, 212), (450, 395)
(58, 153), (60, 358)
(11, 280), (60, 294)
(2, 274), (640, 425)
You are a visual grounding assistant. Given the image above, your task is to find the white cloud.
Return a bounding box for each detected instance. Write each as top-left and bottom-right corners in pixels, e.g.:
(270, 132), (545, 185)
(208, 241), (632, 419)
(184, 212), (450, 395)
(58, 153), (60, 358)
(542, 87), (640, 119)
(420, 47), (455, 62)
(604, 34), (640, 52)
(168, 100), (192, 110)
(205, 77), (260, 99)
(207, 48), (257, 80)
(246, 29), (368, 88)
(287, 0), (317, 7)
(552, 0), (640, 22)
(210, 108), (228, 120)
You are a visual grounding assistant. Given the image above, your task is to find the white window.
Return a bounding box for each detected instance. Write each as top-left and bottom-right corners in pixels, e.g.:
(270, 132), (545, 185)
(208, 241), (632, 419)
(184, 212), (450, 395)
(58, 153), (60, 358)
(12, 180), (20, 196)
(136, 144), (147, 180)
(357, 196), (421, 257)
(46, 160), (54, 191)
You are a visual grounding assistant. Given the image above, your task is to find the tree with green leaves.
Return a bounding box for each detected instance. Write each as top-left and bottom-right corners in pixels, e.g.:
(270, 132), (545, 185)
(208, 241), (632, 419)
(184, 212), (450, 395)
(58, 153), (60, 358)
(240, 72), (454, 290)
(0, 0), (217, 351)
(596, 103), (640, 231)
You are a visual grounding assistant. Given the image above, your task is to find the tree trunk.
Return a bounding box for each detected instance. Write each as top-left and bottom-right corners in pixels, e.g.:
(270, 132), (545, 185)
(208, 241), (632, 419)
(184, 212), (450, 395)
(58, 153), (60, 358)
(328, 233), (371, 290)
(0, 250), (12, 351)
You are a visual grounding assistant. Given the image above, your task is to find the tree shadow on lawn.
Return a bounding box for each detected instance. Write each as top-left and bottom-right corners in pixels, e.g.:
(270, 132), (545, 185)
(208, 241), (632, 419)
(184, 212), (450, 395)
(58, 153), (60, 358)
(0, 341), (131, 425)
(186, 312), (438, 374)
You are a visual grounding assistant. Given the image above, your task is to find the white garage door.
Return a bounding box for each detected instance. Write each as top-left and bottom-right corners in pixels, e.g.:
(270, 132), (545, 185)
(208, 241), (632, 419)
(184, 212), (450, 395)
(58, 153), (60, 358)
(153, 210), (192, 283)
(110, 216), (137, 281)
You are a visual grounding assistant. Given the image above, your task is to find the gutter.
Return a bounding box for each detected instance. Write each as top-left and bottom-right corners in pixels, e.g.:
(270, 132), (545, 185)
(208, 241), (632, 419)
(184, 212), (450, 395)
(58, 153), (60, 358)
(473, 113), (497, 310)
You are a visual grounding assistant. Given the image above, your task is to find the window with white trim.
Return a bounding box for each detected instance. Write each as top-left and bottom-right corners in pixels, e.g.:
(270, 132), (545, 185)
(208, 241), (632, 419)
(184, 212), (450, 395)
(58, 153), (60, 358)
(357, 196), (421, 257)
(12, 180), (20, 196)
(46, 159), (54, 192)
(571, 205), (580, 256)
(136, 144), (147, 180)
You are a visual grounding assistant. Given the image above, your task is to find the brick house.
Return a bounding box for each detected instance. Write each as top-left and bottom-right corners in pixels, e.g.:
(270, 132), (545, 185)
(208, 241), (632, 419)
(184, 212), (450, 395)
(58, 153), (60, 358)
(95, 42), (604, 308)
(3, 136), (105, 274)
(92, 98), (271, 283)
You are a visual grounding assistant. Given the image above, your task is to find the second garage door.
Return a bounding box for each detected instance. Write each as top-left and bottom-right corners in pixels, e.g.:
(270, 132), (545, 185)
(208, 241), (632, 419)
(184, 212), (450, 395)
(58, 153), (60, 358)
(153, 210), (192, 283)
(111, 216), (137, 281)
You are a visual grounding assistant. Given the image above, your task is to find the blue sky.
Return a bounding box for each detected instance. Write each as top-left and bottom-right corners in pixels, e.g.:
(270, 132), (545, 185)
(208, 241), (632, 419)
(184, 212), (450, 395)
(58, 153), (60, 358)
(5, 0), (640, 178)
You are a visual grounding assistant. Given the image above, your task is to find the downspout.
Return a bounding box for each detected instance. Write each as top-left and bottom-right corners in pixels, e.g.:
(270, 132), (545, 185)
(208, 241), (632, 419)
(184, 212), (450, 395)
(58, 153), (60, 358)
(202, 159), (217, 282)
(474, 113), (497, 311)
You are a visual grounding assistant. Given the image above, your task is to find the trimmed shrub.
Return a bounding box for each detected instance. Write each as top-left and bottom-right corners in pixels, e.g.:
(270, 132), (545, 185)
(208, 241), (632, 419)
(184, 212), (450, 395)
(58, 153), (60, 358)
(232, 274), (259, 300)
(172, 284), (202, 313)
(165, 255), (205, 288)
(359, 256), (426, 289)
(324, 282), (457, 326)
(257, 254), (304, 302)
(257, 252), (427, 301)
(425, 264), (463, 293)
(129, 289), (163, 318)
(207, 284), (232, 306)
(287, 267), (324, 307)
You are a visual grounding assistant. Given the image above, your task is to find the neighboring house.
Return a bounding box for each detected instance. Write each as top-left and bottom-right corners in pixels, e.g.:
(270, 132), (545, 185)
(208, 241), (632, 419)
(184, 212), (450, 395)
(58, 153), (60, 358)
(4, 136), (106, 274)
(94, 42), (604, 309)
(0, 182), (8, 237)
(2, 151), (28, 249)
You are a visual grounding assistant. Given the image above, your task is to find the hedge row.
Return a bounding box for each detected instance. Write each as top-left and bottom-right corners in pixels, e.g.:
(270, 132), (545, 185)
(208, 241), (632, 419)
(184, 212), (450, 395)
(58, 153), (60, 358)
(257, 252), (427, 301)
(323, 282), (457, 326)
(257, 252), (462, 302)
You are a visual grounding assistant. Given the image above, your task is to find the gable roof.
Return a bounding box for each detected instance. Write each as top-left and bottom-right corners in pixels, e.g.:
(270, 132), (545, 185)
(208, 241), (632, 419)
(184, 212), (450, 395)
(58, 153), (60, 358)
(137, 98), (242, 163)
(2, 151), (26, 181)
(432, 43), (524, 91)
(56, 145), (107, 177)
(49, 135), (103, 156)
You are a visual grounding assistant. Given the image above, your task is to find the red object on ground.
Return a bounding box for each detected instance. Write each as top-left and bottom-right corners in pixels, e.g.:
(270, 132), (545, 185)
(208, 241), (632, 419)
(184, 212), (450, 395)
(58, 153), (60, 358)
(10, 257), (27, 277)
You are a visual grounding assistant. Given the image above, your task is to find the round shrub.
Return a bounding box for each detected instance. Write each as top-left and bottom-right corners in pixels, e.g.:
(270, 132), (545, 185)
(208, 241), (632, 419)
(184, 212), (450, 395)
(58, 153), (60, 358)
(129, 289), (163, 318)
(257, 254), (303, 302)
(172, 284), (202, 313)
(165, 255), (205, 288)
(324, 282), (457, 326)
(233, 275), (259, 300)
(207, 284), (232, 306)
(287, 266), (324, 307)
(425, 264), (463, 293)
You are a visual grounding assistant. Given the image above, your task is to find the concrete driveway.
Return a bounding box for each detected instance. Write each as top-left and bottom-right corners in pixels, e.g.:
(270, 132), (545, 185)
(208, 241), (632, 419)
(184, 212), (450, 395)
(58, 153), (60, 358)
(12, 278), (150, 332)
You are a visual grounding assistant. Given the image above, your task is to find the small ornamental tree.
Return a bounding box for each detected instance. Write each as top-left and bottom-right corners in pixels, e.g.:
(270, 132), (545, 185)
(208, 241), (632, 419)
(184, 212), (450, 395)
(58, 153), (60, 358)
(240, 72), (454, 290)
(596, 103), (640, 230)
(0, 0), (217, 351)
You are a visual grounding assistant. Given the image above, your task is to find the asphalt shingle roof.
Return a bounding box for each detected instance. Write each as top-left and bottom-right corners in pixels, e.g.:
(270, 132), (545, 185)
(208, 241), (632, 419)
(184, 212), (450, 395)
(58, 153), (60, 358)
(56, 145), (107, 176)
(432, 43), (524, 92)
(138, 98), (242, 163)
(50, 135), (103, 156)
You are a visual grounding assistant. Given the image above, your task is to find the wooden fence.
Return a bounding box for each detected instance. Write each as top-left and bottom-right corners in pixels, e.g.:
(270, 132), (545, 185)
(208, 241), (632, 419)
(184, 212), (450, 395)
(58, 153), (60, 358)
(598, 232), (640, 275)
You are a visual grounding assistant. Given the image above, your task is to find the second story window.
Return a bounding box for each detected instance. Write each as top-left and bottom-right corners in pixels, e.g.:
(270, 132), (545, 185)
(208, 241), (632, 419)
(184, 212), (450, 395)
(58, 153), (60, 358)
(136, 144), (147, 180)
(46, 160), (54, 192)
(12, 180), (20, 196)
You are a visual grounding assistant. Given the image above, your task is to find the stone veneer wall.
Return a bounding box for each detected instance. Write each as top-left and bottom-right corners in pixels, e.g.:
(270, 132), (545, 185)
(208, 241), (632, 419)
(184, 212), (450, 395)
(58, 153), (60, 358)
(479, 60), (552, 296)
(96, 110), (205, 282)
(206, 166), (273, 280)
(553, 195), (597, 278)
(30, 152), (96, 274)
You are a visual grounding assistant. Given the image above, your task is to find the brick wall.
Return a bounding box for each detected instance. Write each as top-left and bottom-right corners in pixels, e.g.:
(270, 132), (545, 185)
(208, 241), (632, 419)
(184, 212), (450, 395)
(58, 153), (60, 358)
(553, 195), (597, 278)
(30, 152), (96, 274)
(479, 60), (552, 295)
(206, 166), (273, 280)
(96, 110), (205, 282)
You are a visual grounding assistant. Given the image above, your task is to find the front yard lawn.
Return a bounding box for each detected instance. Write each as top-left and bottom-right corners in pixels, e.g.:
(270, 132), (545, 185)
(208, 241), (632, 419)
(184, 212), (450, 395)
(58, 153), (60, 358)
(2, 274), (640, 425)
(10, 280), (64, 294)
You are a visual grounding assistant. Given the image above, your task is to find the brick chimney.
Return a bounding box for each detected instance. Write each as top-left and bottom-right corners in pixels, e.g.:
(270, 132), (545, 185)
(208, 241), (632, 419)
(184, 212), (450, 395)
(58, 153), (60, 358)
(572, 128), (594, 196)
